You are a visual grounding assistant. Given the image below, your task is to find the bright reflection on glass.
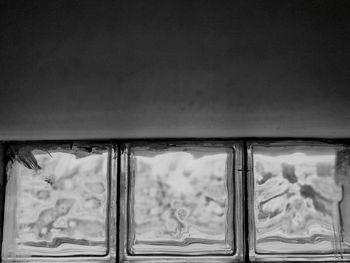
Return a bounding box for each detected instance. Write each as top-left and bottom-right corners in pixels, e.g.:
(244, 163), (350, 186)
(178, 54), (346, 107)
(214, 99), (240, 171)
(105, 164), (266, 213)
(129, 146), (234, 255)
(3, 150), (108, 258)
(253, 146), (343, 254)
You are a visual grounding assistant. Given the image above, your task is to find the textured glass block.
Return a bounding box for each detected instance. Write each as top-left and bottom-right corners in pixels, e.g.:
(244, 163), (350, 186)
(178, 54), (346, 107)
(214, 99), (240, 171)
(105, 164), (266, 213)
(2, 148), (109, 258)
(337, 148), (350, 254)
(252, 145), (343, 254)
(128, 146), (234, 255)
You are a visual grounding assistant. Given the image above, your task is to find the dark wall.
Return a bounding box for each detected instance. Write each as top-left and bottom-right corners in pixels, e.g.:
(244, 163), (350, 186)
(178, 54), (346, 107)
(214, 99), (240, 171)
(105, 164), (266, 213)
(0, 0), (349, 140)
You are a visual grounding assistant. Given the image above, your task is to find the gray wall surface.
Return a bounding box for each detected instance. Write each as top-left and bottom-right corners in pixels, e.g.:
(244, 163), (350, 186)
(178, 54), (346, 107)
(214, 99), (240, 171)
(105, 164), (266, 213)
(0, 0), (349, 140)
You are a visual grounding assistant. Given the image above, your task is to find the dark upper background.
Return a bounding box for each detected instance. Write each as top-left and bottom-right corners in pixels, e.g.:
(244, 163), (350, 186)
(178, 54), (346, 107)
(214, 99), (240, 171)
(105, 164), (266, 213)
(0, 0), (349, 140)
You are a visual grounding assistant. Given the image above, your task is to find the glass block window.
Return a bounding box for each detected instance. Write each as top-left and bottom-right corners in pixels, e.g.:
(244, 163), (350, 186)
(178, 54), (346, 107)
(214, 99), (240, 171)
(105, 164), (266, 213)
(1, 144), (116, 261)
(119, 142), (243, 262)
(248, 141), (349, 261)
(1, 140), (350, 262)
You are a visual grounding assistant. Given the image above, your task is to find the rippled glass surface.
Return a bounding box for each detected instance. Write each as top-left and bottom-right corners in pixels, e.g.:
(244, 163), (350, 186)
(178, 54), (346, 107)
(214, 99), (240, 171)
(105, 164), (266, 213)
(337, 148), (350, 254)
(253, 145), (342, 254)
(3, 150), (108, 257)
(129, 146), (234, 255)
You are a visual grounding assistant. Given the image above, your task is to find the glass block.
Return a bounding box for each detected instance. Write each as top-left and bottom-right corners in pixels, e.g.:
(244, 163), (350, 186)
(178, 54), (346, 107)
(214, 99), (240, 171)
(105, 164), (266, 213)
(337, 148), (350, 254)
(252, 144), (343, 255)
(2, 146), (110, 258)
(128, 145), (235, 255)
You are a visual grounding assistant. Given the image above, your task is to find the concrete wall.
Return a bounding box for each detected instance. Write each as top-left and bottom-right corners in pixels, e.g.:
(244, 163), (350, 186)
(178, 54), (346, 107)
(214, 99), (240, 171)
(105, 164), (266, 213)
(0, 0), (349, 140)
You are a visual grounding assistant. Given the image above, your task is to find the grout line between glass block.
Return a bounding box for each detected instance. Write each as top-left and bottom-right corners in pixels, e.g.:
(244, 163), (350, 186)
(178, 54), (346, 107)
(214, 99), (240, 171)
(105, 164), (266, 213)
(116, 143), (121, 263)
(243, 140), (249, 263)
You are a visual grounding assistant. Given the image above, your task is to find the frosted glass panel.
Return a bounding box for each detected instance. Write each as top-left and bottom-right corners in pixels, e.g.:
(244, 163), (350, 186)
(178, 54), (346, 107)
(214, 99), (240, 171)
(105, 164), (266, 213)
(2, 149), (109, 258)
(253, 145), (342, 254)
(128, 146), (234, 255)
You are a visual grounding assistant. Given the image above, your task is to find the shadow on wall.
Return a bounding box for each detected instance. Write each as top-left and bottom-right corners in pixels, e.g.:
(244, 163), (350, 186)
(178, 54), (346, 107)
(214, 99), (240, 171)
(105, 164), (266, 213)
(0, 0), (349, 139)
